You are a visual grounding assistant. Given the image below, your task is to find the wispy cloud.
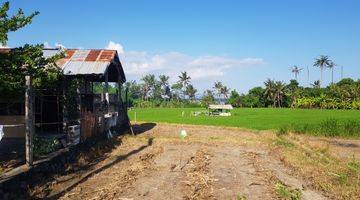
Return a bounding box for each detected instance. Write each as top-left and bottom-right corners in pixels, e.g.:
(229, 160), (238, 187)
(43, 41), (65, 49)
(105, 41), (265, 80)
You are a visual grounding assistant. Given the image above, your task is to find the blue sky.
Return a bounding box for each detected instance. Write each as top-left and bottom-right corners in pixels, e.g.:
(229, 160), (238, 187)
(4, 0), (360, 93)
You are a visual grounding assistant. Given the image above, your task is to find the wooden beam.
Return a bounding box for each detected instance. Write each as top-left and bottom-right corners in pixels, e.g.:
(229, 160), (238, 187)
(25, 75), (34, 167)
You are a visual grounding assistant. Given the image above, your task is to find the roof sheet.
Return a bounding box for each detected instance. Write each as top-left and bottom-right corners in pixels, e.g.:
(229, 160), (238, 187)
(208, 104), (234, 110)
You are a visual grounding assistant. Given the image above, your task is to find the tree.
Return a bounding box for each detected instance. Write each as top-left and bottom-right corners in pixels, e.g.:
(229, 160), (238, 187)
(220, 85), (230, 100)
(171, 82), (183, 101)
(311, 80), (321, 89)
(0, 2), (39, 45)
(201, 89), (215, 107)
(274, 81), (287, 107)
(213, 81), (223, 102)
(185, 84), (197, 101)
(314, 55), (332, 86)
(0, 2), (61, 98)
(159, 75), (170, 98)
(228, 90), (241, 107)
(328, 61), (336, 84)
(140, 74), (155, 100)
(178, 71), (191, 99)
(264, 79), (276, 107)
(291, 66), (302, 81)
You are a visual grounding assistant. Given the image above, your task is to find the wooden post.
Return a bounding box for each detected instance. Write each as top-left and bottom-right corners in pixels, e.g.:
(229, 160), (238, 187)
(105, 72), (109, 112)
(25, 76), (34, 167)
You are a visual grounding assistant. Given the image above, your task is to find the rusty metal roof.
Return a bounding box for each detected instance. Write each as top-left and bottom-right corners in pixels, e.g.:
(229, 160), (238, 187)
(55, 49), (118, 75)
(1, 48), (126, 82)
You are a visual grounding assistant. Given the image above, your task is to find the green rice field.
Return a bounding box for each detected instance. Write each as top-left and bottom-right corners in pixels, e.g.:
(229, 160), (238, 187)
(128, 108), (360, 131)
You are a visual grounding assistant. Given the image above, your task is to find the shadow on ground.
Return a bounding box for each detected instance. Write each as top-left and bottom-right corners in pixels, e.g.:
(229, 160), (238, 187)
(47, 137), (153, 199)
(0, 138), (25, 173)
(132, 123), (157, 135)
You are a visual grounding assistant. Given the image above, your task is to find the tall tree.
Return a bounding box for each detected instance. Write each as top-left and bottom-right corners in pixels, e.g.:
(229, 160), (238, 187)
(213, 81), (223, 102)
(185, 84), (197, 101)
(220, 85), (230, 100)
(140, 74), (155, 100)
(328, 61), (336, 84)
(158, 74), (170, 98)
(314, 55), (332, 87)
(178, 71), (191, 99)
(291, 66), (302, 81)
(274, 81), (287, 107)
(264, 79), (276, 107)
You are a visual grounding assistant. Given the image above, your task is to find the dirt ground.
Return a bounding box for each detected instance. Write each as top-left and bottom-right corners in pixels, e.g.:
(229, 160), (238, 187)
(31, 123), (359, 200)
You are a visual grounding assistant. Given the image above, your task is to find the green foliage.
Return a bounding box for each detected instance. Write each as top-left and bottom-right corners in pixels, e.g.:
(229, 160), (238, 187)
(228, 90), (241, 107)
(0, 2), (63, 99)
(201, 89), (215, 107)
(33, 134), (60, 157)
(0, 1), (39, 45)
(275, 182), (301, 200)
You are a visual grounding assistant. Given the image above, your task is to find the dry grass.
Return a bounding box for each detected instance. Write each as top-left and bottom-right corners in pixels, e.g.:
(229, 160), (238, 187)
(271, 134), (360, 199)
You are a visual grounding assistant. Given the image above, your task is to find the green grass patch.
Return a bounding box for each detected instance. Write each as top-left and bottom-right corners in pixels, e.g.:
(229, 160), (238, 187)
(275, 182), (302, 200)
(129, 108), (360, 137)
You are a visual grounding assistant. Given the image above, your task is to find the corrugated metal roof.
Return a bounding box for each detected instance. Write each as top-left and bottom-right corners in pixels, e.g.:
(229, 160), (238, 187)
(0, 48), (126, 82)
(62, 61), (110, 75)
(209, 104), (234, 110)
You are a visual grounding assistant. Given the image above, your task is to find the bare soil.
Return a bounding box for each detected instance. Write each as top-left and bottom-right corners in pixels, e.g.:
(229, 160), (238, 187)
(28, 123), (359, 200)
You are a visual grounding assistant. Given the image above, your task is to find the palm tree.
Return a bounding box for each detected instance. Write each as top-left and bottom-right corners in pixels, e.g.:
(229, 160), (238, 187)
(291, 66), (302, 81)
(141, 74), (155, 100)
(186, 84), (197, 101)
(178, 71), (191, 99)
(328, 61), (336, 84)
(220, 85), (230, 100)
(264, 79), (276, 107)
(274, 81), (286, 107)
(311, 80), (321, 88)
(213, 81), (223, 102)
(159, 75), (170, 97)
(314, 55), (332, 87)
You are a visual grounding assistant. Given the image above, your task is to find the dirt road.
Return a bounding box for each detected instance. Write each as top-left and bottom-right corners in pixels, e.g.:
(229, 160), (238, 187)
(35, 123), (359, 199)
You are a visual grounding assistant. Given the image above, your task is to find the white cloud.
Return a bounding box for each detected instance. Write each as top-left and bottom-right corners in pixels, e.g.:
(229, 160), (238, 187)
(43, 41), (66, 49)
(104, 41), (264, 80)
(105, 41), (124, 54)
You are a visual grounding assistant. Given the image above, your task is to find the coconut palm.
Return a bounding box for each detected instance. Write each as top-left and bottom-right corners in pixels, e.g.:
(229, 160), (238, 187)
(178, 71), (191, 99)
(314, 55), (332, 86)
(311, 80), (321, 88)
(220, 85), (230, 100)
(213, 81), (223, 101)
(185, 84), (197, 101)
(159, 75), (170, 97)
(264, 79), (276, 107)
(291, 66), (302, 80)
(328, 61), (336, 84)
(274, 81), (286, 107)
(140, 74), (155, 100)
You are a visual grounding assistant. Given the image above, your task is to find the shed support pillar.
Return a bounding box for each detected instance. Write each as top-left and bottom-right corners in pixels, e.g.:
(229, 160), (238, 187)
(25, 75), (34, 167)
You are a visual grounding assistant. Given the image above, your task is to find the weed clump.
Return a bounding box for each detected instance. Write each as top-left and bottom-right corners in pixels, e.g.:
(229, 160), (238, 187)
(275, 182), (301, 200)
(276, 125), (289, 136)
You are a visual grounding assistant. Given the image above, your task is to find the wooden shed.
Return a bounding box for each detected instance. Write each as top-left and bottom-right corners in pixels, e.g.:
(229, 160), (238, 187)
(0, 48), (129, 144)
